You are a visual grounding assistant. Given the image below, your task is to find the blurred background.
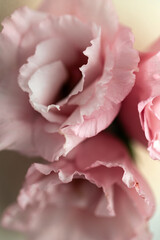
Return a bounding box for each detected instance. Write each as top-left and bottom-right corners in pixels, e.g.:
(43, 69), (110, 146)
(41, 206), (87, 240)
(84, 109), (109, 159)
(0, 0), (160, 239)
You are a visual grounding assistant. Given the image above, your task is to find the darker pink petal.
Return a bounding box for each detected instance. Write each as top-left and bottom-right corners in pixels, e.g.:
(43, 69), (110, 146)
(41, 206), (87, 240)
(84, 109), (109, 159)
(121, 38), (160, 160)
(2, 134), (154, 240)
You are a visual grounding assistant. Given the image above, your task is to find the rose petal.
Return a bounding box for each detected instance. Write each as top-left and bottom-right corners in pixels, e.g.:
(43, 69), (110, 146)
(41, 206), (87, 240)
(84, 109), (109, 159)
(29, 61), (68, 106)
(2, 200), (152, 240)
(0, 7), (47, 154)
(40, 0), (118, 40)
(103, 26), (139, 104)
(33, 118), (65, 162)
(2, 134), (153, 240)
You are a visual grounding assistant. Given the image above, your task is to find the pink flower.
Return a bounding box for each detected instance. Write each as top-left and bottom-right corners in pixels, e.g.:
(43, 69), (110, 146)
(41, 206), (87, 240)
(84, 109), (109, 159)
(2, 134), (154, 240)
(121, 39), (160, 160)
(138, 46), (160, 160)
(0, 0), (139, 161)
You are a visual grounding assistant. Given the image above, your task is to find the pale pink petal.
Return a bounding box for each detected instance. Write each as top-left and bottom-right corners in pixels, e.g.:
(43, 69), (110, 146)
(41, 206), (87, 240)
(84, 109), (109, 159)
(1, 7), (47, 66)
(0, 7), (47, 154)
(2, 134), (154, 240)
(139, 52), (160, 99)
(18, 15), (93, 120)
(75, 134), (154, 218)
(29, 61), (67, 105)
(57, 24), (139, 148)
(80, 25), (102, 89)
(18, 14), (93, 91)
(64, 104), (120, 138)
(40, 0), (118, 40)
(58, 24), (102, 106)
(103, 26), (139, 104)
(33, 119), (65, 161)
(131, 227), (152, 240)
(2, 194), (152, 240)
(120, 36), (160, 161)
(139, 97), (160, 160)
(137, 45), (160, 159)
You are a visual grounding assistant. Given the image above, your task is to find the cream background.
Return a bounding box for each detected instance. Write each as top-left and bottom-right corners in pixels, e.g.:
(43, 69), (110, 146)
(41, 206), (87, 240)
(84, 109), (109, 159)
(0, 0), (160, 239)
(113, 0), (160, 51)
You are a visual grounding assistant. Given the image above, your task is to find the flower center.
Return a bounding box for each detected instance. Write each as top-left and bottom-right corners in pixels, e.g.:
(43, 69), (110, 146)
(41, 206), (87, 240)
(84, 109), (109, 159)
(54, 52), (88, 104)
(57, 179), (102, 211)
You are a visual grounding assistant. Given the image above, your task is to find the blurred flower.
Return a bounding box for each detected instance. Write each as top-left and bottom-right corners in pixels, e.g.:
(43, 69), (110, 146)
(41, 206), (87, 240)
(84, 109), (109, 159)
(120, 39), (160, 160)
(0, 0), (138, 161)
(2, 134), (155, 240)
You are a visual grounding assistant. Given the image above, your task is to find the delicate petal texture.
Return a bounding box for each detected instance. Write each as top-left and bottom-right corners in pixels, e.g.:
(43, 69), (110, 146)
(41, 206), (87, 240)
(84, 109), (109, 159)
(120, 38), (160, 160)
(2, 134), (154, 240)
(0, 2), (139, 160)
(0, 7), (46, 154)
(40, 0), (119, 39)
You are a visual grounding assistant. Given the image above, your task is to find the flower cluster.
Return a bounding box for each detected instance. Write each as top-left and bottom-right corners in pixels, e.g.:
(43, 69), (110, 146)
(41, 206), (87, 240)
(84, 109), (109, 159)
(0, 0), (159, 239)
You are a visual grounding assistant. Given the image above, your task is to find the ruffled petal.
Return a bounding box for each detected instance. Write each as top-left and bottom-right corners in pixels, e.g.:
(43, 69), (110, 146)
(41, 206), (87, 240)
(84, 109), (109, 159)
(2, 193), (152, 240)
(18, 15), (93, 120)
(120, 38), (160, 161)
(136, 45), (160, 160)
(40, 0), (118, 40)
(0, 7), (47, 154)
(2, 134), (154, 240)
(103, 26), (139, 104)
(57, 24), (139, 150)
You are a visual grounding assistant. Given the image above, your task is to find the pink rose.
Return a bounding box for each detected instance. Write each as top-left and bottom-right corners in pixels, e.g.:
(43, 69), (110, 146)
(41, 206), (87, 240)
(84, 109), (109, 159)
(2, 134), (154, 240)
(0, 0), (139, 161)
(138, 46), (160, 160)
(120, 39), (160, 160)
